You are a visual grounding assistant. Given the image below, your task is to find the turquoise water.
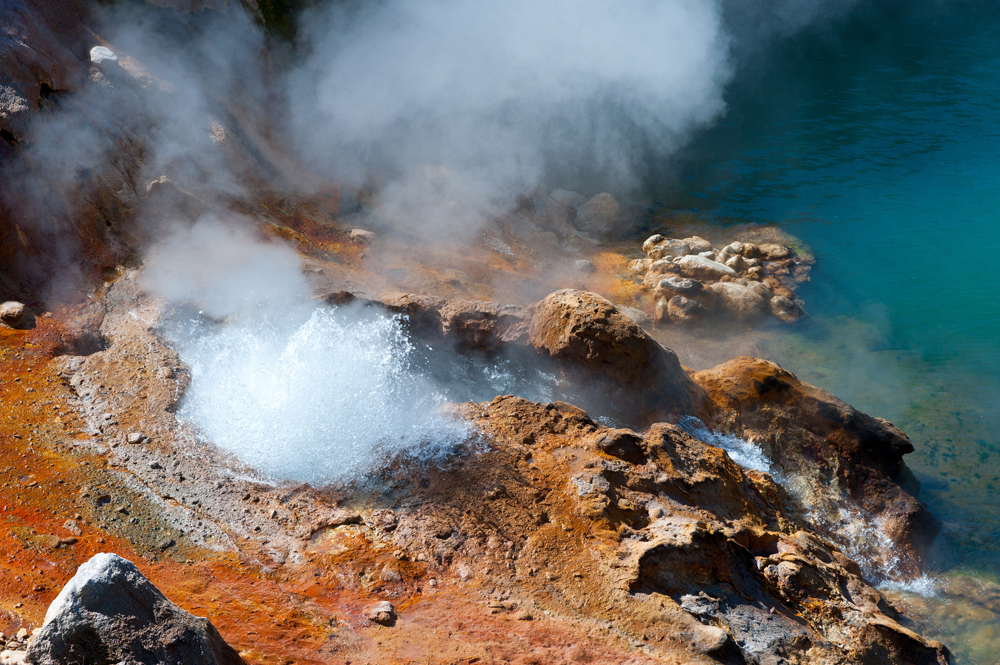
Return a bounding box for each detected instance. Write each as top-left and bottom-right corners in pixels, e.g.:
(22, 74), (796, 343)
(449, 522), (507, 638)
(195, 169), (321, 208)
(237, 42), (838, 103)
(658, 3), (1000, 660)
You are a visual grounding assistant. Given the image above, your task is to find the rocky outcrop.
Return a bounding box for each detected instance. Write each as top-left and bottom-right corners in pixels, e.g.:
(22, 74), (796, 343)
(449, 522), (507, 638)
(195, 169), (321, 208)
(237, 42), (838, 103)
(694, 357), (940, 577)
(25, 553), (244, 665)
(528, 289), (705, 416)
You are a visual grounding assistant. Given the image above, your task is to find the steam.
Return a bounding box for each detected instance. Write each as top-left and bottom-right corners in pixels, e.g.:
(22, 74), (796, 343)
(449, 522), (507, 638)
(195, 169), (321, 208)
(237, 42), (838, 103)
(288, 0), (732, 227)
(144, 218), (468, 484)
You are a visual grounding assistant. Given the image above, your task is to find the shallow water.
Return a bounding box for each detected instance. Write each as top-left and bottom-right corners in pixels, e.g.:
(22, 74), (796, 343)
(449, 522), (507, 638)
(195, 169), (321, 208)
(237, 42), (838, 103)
(656, 2), (1000, 660)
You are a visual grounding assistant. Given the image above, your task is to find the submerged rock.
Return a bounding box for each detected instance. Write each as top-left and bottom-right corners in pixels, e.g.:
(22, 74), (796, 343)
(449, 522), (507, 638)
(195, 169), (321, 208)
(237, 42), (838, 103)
(706, 281), (770, 324)
(25, 553), (244, 665)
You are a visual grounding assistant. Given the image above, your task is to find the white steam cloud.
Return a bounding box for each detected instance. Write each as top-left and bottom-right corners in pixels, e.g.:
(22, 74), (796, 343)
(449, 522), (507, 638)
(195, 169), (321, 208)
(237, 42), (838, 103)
(288, 0), (733, 231)
(143, 218), (468, 484)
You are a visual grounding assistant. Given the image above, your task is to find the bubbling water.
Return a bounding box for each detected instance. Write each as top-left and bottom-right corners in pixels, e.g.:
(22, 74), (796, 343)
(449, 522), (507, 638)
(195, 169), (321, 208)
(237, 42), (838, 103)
(170, 305), (469, 484)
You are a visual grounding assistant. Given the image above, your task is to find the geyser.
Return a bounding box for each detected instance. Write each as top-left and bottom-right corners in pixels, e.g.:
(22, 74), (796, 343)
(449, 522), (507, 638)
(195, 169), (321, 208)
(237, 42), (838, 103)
(145, 218), (469, 484)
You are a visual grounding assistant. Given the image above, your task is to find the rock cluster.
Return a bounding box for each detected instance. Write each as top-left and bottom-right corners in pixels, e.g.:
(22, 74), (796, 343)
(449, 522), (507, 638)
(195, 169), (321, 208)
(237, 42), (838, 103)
(633, 234), (810, 327)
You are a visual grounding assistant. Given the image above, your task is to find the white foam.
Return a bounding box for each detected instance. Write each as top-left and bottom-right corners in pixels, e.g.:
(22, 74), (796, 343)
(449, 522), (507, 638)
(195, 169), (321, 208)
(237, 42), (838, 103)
(677, 416), (777, 476)
(172, 306), (469, 484)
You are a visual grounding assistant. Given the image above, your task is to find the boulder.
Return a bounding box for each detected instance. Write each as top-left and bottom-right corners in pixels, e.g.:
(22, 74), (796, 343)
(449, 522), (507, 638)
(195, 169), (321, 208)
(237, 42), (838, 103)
(644, 238), (689, 261)
(724, 255), (750, 272)
(770, 296), (805, 322)
(677, 255), (737, 280)
(758, 243), (794, 260)
(618, 305), (653, 329)
(667, 296), (707, 325)
(0, 301), (31, 329)
(706, 282), (769, 324)
(574, 193), (619, 236)
(550, 189), (587, 210)
(653, 276), (703, 298)
(529, 289), (704, 415)
(25, 553), (244, 665)
(682, 236), (713, 254)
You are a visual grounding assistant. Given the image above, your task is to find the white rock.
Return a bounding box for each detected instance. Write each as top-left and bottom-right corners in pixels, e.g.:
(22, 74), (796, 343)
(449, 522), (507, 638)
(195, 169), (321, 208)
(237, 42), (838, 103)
(677, 255), (737, 280)
(89, 46), (118, 65)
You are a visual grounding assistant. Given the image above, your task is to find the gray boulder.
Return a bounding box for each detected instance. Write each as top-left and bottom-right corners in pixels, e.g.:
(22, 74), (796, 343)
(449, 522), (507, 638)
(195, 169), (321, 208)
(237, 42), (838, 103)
(574, 193), (619, 236)
(26, 553), (244, 665)
(654, 277), (703, 297)
(681, 236), (713, 254)
(677, 255), (737, 280)
(666, 296), (707, 325)
(644, 238), (690, 261)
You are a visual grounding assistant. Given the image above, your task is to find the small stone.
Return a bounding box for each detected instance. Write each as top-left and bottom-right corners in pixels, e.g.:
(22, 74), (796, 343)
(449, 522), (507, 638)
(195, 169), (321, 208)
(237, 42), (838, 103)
(156, 537), (175, 551)
(654, 276), (703, 298)
(667, 296), (707, 325)
(63, 520), (82, 537)
(626, 258), (652, 274)
(682, 236), (713, 254)
(428, 578), (438, 587)
(126, 433), (145, 445)
(363, 601), (396, 626)
(644, 238), (689, 261)
(725, 255), (750, 272)
(348, 229), (375, 243)
(514, 610), (533, 621)
(574, 259), (596, 274)
(14, 631), (26, 642)
(89, 46), (118, 65)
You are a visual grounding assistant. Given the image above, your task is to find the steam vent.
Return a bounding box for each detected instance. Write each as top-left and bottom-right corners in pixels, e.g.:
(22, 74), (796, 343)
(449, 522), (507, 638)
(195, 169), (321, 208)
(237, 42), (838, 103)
(6, 0), (1000, 663)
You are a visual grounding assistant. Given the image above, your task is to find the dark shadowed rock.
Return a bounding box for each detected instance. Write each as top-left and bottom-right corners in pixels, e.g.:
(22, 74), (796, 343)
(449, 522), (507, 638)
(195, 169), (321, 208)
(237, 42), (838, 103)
(25, 553), (244, 665)
(574, 193), (619, 236)
(666, 295), (707, 325)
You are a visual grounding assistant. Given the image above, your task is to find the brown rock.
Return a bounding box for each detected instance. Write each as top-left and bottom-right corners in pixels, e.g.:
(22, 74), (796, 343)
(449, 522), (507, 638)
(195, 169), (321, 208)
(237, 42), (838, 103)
(363, 601), (396, 626)
(0, 302), (32, 329)
(666, 296), (707, 325)
(528, 289), (704, 415)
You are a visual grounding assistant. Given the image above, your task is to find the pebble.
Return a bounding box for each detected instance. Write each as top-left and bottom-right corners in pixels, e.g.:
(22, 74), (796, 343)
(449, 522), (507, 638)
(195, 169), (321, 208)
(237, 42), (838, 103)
(127, 433), (145, 444)
(363, 601), (396, 626)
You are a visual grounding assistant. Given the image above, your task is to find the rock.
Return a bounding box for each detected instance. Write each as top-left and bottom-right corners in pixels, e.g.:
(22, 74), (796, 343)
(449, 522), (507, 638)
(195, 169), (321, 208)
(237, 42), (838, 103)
(485, 236), (514, 256)
(574, 193), (619, 236)
(677, 255), (737, 280)
(654, 276), (703, 298)
(741, 242), (762, 258)
(126, 432), (145, 444)
(758, 243), (793, 260)
(641, 261), (680, 291)
(641, 234), (665, 253)
(725, 255), (750, 272)
(706, 282), (769, 324)
(89, 46), (118, 65)
(363, 601), (396, 626)
(654, 298), (668, 325)
(644, 238), (689, 261)
(1, 651), (26, 665)
(528, 289), (704, 414)
(746, 266), (763, 280)
(25, 553), (244, 665)
(156, 537), (175, 551)
(514, 610), (533, 621)
(682, 236), (713, 254)
(574, 259), (596, 274)
(617, 305), (652, 329)
(550, 189), (587, 210)
(667, 296), (707, 325)
(349, 228), (375, 243)
(626, 258), (651, 274)
(0, 302), (32, 329)
(62, 520), (81, 537)
(770, 296), (805, 322)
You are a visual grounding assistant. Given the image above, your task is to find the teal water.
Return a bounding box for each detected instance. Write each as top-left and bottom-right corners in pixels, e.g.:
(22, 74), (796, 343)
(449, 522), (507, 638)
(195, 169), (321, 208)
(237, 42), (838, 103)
(658, 2), (1000, 660)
